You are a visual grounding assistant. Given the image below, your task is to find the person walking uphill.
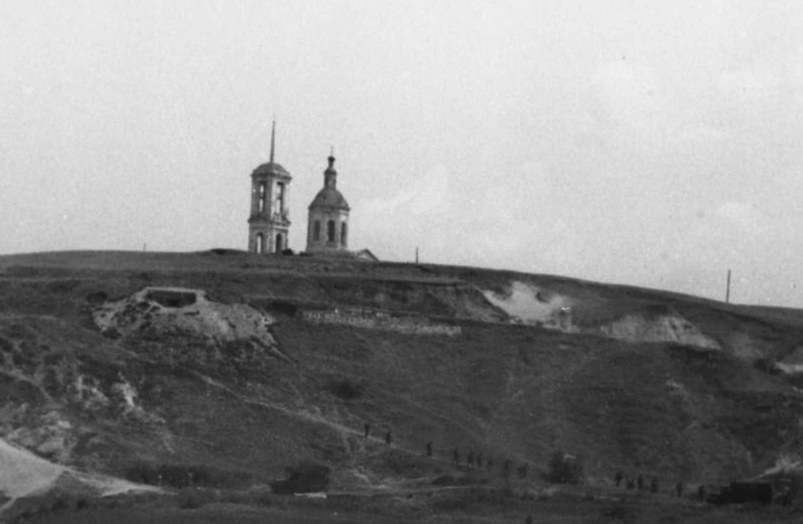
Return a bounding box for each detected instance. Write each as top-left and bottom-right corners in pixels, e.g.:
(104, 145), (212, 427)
(363, 423), (371, 439)
(385, 430), (393, 446)
(426, 441), (433, 457)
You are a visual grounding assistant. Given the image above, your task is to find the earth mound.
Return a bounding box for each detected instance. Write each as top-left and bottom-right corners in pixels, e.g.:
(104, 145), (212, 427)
(92, 287), (276, 346)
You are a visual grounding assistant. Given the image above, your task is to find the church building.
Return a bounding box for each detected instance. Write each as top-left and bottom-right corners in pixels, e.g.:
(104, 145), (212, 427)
(305, 151), (350, 253)
(247, 121), (359, 257)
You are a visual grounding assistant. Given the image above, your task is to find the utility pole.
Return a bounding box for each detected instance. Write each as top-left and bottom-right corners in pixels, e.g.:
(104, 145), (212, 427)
(725, 269), (731, 304)
(415, 247), (419, 264)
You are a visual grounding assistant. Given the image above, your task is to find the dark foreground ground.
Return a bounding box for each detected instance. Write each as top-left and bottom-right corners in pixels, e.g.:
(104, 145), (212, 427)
(16, 485), (803, 524)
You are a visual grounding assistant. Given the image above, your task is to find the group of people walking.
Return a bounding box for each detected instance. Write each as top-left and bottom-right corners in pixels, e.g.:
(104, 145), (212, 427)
(362, 421), (526, 478)
(363, 423), (393, 446)
(429, 440), (533, 480)
(361, 421), (709, 503)
(614, 471), (705, 500)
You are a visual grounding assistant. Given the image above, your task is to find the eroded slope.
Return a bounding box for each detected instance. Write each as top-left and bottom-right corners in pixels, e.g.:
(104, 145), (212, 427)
(0, 250), (802, 512)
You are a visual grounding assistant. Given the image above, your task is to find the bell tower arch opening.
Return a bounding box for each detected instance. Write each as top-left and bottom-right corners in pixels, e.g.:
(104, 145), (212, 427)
(258, 182), (266, 213)
(327, 220), (335, 243)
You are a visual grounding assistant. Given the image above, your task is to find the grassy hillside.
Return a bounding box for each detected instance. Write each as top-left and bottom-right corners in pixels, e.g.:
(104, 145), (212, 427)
(2, 250), (803, 522)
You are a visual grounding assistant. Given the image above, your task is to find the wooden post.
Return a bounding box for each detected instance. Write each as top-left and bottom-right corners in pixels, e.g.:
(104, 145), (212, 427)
(725, 269), (731, 303)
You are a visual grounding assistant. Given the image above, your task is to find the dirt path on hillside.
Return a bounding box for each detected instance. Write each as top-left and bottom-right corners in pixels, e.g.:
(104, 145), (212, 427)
(504, 350), (598, 402)
(191, 372), (487, 473)
(374, 389), (482, 446)
(194, 373), (360, 436)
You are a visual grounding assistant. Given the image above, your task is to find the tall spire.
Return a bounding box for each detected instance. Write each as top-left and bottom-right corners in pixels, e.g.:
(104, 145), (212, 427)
(269, 119), (276, 164)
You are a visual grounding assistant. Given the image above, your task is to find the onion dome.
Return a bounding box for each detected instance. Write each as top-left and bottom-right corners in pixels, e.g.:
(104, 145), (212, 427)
(309, 154), (350, 210)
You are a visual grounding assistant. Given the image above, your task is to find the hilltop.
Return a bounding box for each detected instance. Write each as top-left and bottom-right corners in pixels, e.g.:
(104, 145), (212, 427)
(1, 250), (803, 523)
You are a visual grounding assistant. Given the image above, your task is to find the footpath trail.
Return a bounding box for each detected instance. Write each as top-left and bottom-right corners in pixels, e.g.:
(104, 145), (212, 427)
(195, 373), (363, 440)
(192, 371), (509, 475)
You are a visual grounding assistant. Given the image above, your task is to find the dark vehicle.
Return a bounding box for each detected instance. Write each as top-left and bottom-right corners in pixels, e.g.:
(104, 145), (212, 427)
(707, 481), (772, 506)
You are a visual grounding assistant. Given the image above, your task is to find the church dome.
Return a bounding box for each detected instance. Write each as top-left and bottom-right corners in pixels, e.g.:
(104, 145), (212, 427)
(308, 154), (349, 210)
(309, 186), (350, 210)
(252, 161), (291, 177)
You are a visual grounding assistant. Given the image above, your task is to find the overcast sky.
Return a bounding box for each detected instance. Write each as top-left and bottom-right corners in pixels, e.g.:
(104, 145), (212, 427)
(2, 0), (803, 306)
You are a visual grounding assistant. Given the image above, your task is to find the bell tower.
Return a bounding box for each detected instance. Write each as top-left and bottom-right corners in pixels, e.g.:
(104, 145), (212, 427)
(248, 121), (292, 254)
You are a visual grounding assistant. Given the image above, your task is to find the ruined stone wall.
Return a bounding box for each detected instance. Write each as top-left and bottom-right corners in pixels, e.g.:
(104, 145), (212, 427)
(300, 307), (461, 336)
